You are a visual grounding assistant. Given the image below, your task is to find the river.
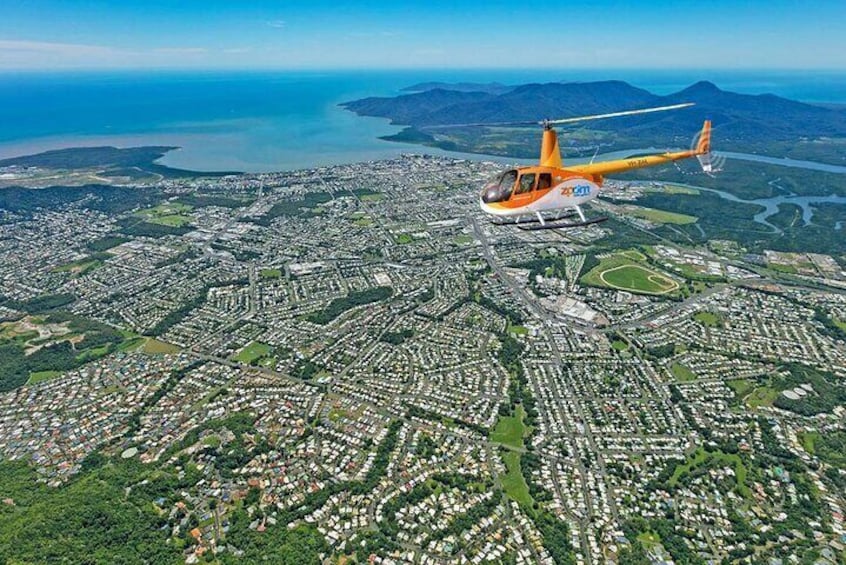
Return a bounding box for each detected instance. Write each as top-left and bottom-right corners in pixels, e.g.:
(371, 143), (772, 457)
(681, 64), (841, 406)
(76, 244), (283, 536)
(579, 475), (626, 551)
(665, 183), (846, 232)
(567, 148), (846, 232)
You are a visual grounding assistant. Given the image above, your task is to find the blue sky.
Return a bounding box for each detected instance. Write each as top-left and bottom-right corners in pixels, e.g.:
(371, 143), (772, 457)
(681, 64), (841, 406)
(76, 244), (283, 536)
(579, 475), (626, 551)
(1, 0), (844, 70)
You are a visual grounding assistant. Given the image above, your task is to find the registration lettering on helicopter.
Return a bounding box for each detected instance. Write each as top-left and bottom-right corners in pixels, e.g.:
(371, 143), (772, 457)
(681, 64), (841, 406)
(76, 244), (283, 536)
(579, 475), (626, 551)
(627, 158), (649, 168)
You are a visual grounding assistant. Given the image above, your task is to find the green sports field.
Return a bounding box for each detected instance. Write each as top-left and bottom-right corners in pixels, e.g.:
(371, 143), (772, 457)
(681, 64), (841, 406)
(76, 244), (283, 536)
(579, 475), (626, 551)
(599, 264), (678, 294)
(581, 251), (680, 296)
(670, 362), (696, 382)
(260, 268), (282, 279)
(627, 205), (697, 225)
(233, 341), (272, 364)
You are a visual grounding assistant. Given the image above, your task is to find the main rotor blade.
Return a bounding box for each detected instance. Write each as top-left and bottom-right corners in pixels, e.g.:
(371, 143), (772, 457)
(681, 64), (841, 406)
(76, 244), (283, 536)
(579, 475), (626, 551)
(420, 120), (539, 130)
(545, 102), (695, 125)
(418, 102), (695, 130)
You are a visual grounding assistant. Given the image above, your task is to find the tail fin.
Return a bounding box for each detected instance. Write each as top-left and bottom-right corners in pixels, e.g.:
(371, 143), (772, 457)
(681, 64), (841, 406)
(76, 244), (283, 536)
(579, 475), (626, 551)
(696, 120), (711, 154)
(695, 120), (713, 173)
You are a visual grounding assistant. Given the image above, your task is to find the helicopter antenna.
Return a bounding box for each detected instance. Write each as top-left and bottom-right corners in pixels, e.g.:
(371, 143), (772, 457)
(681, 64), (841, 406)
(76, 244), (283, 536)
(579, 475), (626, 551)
(589, 145), (600, 165)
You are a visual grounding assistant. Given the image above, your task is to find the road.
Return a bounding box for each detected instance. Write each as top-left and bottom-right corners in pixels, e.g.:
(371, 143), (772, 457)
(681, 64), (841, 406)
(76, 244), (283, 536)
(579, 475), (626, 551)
(472, 216), (617, 563)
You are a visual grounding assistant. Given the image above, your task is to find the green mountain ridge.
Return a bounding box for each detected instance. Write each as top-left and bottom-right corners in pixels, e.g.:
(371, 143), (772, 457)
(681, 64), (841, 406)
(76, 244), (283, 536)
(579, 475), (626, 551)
(341, 80), (846, 145)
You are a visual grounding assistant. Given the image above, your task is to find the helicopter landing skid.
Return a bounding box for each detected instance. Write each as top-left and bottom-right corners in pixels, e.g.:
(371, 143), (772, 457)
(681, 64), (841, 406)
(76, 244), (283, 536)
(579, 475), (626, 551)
(516, 216), (608, 231)
(490, 212), (577, 227)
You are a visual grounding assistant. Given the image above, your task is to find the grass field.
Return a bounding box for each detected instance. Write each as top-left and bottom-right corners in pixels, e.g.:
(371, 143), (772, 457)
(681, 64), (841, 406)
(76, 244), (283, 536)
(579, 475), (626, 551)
(117, 336), (146, 352)
(768, 263), (798, 274)
(666, 260), (726, 282)
(507, 324), (528, 336)
(798, 431), (820, 455)
(670, 362), (697, 382)
(26, 370), (61, 385)
(149, 214), (192, 227)
(137, 202), (192, 216)
(650, 184), (701, 195)
(727, 378), (754, 400)
(256, 356), (276, 368)
(233, 341), (272, 364)
(360, 193), (384, 202)
(620, 249), (647, 262)
(500, 449), (533, 508)
(395, 233), (414, 244)
(693, 311), (722, 327)
(454, 234), (474, 245)
(747, 386), (779, 408)
(491, 405), (528, 449)
(600, 264), (678, 294)
(75, 344), (111, 363)
(627, 206), (697, 225)
(52, 258), (105, 275)
(142, 339), (181, 354)
(670, 447), (750, 498)
(611, 340), (629, 351)
(636, 532), (662, 548)
(582, 252), (680, 295)
(260, 268), (282, 279)
(353, 216), (374, 227)
(135, 202), (194, 227)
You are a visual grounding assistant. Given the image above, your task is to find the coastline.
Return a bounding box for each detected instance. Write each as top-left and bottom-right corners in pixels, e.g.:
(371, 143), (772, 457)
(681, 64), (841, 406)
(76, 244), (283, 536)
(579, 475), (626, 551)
(2, 70), (846, 173)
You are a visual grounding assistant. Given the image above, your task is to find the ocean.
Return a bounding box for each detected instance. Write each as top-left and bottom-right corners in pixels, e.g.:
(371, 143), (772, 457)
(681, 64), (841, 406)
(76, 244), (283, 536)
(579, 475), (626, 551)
(1, 69), (844, 172)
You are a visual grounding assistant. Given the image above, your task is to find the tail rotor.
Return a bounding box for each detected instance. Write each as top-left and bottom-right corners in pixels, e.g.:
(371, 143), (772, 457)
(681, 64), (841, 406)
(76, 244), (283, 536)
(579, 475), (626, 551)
(692, 120), (722, 175)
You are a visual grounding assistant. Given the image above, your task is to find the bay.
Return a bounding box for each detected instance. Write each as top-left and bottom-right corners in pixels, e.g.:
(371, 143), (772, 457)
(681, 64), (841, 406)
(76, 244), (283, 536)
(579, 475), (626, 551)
(0, 69), (844, 172)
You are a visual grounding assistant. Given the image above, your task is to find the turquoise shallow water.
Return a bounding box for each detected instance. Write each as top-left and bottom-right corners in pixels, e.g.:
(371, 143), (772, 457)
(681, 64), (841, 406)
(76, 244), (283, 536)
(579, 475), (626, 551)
(0, 69), (844, 172)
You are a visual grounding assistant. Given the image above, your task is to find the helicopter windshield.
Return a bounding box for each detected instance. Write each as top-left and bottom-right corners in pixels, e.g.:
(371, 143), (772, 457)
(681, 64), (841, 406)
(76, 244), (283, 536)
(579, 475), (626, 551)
(481, 170), (518, 203)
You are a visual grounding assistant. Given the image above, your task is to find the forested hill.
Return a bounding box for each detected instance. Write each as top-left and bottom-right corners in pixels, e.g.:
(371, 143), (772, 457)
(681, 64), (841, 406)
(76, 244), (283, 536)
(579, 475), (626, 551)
(0, 146), (240, 181)
(341, 80), (846, 142)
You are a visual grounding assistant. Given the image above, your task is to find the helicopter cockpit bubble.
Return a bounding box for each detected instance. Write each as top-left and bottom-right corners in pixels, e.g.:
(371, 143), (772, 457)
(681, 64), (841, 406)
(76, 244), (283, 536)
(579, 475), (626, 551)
(481, 170), (518, 203)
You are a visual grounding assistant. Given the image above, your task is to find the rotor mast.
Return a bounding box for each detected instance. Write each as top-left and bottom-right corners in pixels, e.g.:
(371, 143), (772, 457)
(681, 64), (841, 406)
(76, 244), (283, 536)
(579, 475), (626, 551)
(539, 120), (563, 169)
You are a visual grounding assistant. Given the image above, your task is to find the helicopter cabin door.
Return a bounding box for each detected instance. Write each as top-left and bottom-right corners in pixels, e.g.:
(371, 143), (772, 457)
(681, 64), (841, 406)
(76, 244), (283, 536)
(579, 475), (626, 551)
(510, 172), (537, 206)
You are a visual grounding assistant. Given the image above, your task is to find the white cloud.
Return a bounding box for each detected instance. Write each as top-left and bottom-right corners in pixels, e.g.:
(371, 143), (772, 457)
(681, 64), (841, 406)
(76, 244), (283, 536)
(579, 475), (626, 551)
(153, 47), (208, 54)
(267, 20), (286, 29)
(0, 39), (227, 69)
(0, 39), (116, 56)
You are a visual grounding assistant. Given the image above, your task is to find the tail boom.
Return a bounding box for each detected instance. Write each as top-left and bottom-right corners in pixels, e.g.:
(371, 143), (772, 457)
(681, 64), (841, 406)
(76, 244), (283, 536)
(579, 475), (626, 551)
(568, 120), (713, 177)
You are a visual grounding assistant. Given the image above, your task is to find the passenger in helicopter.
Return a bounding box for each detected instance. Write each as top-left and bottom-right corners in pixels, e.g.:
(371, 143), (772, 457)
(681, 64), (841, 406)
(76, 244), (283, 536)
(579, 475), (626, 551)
(514, 173), (535, 195)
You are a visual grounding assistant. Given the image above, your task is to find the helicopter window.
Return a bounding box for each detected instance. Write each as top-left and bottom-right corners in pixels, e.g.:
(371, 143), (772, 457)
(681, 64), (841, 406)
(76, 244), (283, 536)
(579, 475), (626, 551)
(515, 173), (536, 195)
(499, 170), (517, 195)
(482, 170), (517, 203)
(538, 173), (552, 190)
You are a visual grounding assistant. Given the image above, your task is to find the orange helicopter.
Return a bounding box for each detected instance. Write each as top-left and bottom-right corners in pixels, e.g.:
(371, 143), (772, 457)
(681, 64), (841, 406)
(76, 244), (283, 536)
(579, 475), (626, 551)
(467, 103), (713, 229)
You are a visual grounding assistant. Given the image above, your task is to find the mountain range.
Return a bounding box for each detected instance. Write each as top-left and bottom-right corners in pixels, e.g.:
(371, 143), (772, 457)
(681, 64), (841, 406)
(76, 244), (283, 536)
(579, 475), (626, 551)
(342, 80), (846, 142)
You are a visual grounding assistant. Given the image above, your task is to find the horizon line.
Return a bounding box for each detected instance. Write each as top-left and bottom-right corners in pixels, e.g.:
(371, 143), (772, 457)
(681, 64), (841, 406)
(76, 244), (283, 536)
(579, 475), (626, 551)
(2, 66), (846, 74)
